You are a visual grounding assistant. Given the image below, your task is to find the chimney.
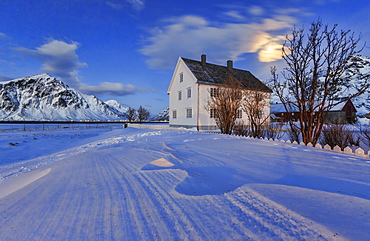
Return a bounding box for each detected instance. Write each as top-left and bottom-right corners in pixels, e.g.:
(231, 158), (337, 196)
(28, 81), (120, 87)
(227, 60), (233, 71)
(201, 54), (206, 65)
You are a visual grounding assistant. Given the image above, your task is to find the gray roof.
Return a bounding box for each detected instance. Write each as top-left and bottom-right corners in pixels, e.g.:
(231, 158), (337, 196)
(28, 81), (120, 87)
(181, 57), (272, 93)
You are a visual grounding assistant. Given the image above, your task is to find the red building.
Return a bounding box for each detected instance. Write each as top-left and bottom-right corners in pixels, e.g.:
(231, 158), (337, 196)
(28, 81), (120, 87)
(271, 99), (357, 124)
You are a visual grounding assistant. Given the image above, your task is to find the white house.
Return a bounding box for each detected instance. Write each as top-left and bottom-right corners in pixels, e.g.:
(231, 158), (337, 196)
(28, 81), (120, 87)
(167, 55), (271, 130)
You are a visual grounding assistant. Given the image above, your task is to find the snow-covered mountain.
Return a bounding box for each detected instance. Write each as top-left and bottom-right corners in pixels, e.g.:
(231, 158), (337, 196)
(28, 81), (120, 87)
(105, 100), (129, 115)
(0, 74), (128, 121)
(152, 106), (169, 121)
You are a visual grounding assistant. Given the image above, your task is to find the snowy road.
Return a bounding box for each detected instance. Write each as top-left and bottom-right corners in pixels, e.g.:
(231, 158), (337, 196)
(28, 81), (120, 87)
(0, 128), (369, 240)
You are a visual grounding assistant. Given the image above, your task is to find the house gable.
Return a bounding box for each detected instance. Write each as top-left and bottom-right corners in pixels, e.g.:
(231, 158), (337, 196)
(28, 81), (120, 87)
(167, 57), (197, 95)
(168, 57), (199, 128)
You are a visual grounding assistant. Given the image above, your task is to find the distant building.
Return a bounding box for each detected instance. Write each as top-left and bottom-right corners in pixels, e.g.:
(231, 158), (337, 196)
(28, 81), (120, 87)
(270, 99), (357, 123)
(167, 55), (271, 130)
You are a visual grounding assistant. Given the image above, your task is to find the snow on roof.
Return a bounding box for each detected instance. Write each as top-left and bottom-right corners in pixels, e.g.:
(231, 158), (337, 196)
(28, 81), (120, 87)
(270, 100), (354, 113)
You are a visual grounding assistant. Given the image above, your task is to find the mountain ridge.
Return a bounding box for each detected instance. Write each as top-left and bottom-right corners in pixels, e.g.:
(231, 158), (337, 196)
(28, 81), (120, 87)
(0, 74), (128, 121)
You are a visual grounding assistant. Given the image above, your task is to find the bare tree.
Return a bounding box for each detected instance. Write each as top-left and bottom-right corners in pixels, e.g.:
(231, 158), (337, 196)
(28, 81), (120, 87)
(205, 76), (243, 134)
(271, 19), (369, 145)
(243, 91), (270, 138)
(137, 106), (150, 123)
(233, 120), (248, 136)
(359, 125), (370, 148)
(265, 121), (284, 140)
(320, 124), (359, 150)
(127, 107), (137, 122)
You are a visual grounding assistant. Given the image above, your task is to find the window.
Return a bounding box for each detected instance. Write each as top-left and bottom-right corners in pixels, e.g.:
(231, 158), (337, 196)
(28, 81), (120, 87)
(178, 90), (182, 100)
(172, 110), (177, 119)
(180, 72), (183, 83)
(210, 87), (218, 97)
(257, 110), (263, 118)
(210, 109), (216, 118)
(237, 91), (242, 100)
(186, 108), (192, 118)
(237, 109), (242, 119)
(187, 87), (191, 98)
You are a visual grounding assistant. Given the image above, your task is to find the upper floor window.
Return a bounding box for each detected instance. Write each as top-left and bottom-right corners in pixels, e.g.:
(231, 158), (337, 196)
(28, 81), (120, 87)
(237, 109), (242, 119)
(178, 90), (182, 100)
(180, 72), (184, 83)
(210, 109), (216, 118)
(210, 87), (218, 97)
(172, 110), (177, 119)
(187, 87), (191, 98)
(186, 108), (192, 118)
(237, 91), (243, 100)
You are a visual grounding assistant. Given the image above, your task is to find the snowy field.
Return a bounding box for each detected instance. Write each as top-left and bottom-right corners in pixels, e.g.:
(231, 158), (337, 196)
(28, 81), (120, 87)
(0, 126), (369, 240)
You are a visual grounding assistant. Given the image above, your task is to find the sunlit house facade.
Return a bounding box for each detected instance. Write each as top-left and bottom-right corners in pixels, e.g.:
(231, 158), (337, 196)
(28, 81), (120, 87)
(167, 55), (272, 130)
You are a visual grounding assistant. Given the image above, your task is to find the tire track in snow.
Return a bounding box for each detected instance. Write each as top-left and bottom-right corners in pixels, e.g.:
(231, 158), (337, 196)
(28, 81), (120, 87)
(137, 169), (209, 240)
(224, 186), (346, 240)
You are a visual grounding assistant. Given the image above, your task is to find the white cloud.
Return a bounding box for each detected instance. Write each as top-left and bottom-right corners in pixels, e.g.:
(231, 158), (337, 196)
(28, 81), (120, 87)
(15, 39), (139, 96)
(249, 6), (264, 16)
(127, 0), (144, 10)
(15, 40), (87, 88)
(80, 82), (142, 96)
(140, 14), (297, 68)
(106, 0), (144, 11)
(224, 11), (245, 20)
(0, 33), (7, 38)
(106, 2), (124, 10)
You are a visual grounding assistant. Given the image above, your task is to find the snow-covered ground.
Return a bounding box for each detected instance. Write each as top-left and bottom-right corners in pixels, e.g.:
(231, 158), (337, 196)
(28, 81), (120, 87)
(0, 126), (369, 240)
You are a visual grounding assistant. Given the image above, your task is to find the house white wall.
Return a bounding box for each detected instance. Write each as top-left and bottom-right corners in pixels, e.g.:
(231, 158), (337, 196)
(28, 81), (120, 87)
(168, 58), (199, 128)
(198, 85), (271, 130)
(198, 84), (217, 130)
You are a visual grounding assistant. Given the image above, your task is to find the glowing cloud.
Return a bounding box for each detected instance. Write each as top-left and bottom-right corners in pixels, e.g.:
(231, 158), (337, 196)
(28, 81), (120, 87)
(140, 12), (297, 68)
(258, 44), (284, 62)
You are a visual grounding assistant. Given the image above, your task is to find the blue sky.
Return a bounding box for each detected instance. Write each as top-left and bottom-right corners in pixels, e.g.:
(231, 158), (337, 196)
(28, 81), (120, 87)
(1, 0), (370, 114)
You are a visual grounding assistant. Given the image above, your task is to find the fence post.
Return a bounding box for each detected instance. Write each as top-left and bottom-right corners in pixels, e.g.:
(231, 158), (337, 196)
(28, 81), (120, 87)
(355, 148), (366, 158)
(344, 146), (353, 155)
(324, 144), (331, 150)
(314, 143), (322, 149)
(333, 145), (342, 152)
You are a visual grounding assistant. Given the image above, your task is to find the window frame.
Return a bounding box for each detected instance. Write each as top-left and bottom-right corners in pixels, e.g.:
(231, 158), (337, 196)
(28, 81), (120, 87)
(210, 87), (218, 97)
(210, 108), (216, 118)
(186, 108), (192, 118)
(236, 109), (243, 119)
(187, 87), (191, 98)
